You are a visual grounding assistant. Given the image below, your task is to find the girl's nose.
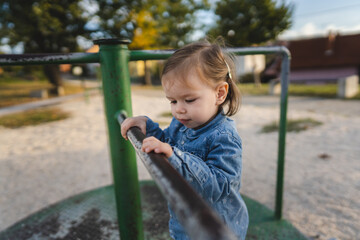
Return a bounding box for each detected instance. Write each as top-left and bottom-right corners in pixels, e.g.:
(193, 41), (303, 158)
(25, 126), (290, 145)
(175, 103), (186, 114)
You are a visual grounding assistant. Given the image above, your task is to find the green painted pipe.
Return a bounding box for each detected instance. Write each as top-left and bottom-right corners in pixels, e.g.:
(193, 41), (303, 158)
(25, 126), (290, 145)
(275, 52), (291, 220)
(95, 39), (144, 240)
(0, 52), (99, 65)
(0, 42), (291, 226)
(128, 46), (291, 220)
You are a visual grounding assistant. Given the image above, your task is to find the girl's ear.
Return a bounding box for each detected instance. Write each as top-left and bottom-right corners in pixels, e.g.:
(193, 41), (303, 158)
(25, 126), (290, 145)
(215, 82), (229, 105)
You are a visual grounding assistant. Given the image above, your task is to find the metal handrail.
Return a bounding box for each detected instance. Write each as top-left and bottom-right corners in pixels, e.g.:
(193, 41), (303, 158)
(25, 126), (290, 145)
(117, 112), (237, 240)
(0, 41), (291, 239)
(127, 46), (291, 220)
(0, 52), (99, 65)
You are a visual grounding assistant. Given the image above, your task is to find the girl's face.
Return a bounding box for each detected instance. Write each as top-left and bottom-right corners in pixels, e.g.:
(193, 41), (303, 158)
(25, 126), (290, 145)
(162, 69), (228, 129)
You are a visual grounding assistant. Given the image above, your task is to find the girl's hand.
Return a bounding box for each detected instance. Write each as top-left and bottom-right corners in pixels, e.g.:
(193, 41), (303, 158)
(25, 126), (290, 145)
(142, 136), (173, 158)
(121, 116), (148, 140)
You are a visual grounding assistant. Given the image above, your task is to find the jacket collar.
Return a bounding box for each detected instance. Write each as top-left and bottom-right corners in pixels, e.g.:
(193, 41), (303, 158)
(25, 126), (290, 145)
(177, 109), (226, 139)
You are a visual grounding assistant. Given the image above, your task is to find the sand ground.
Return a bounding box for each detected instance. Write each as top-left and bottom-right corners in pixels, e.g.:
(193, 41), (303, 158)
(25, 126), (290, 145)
(0, 88), (359, 240)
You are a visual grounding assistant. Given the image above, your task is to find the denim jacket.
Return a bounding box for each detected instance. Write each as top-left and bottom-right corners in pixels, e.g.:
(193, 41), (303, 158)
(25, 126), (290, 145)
(146, 110), (249, 240)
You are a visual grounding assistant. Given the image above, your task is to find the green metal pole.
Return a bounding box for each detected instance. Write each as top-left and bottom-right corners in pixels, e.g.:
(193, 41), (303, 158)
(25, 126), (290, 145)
(94, 39), (144, 240)
(275, 52), (291, 219)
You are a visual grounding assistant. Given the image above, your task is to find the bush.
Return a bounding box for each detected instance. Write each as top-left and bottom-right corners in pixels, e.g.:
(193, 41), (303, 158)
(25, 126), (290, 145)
(261, 118), (323, 133)
(238, 73), (255, 84)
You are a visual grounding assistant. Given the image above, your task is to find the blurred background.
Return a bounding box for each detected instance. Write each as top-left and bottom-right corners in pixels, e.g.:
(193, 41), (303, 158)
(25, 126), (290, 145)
(0, 1), (359, 240)
(1, 0), (359, 97)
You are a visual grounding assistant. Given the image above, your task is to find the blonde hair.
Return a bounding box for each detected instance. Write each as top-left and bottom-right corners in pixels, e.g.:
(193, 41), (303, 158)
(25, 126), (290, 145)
(161, 39), (241, 116)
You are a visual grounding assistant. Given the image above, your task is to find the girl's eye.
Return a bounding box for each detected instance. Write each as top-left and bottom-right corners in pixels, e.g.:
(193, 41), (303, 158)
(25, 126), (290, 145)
(170, 100), (177, 104)
(185, 99), (196, 103)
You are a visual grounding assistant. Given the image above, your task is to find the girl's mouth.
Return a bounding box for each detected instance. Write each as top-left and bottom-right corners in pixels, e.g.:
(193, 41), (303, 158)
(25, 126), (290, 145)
(178, 119), (190, 125)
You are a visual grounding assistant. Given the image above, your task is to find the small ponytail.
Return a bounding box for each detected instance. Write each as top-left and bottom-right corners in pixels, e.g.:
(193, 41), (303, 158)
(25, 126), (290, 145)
(221, 49), (241, 116)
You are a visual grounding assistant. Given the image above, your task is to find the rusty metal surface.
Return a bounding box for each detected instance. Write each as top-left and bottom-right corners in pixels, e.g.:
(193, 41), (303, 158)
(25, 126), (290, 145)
(117, 113), (237, 240)
(97, 39), (144, 240)
(0, 52), (99, 66)
(0, 181), (308, 240)
(0, 183), (170, 240)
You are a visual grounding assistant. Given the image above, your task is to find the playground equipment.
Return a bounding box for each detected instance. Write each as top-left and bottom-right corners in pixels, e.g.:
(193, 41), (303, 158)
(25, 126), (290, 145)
(0, 39), (307, 239)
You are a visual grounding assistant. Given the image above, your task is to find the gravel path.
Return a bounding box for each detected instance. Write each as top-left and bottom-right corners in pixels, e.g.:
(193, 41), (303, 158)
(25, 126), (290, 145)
(0, 89), (359, 240)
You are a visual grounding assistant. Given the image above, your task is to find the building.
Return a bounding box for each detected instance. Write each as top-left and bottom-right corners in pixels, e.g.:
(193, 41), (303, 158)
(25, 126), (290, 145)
(263, 32), (360, 84)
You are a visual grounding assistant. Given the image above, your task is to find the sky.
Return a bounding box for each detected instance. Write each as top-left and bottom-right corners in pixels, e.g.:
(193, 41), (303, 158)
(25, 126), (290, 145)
(277, 0), (360, 39)
(2, 0), (360, 53)
(193, 0), (360, 41)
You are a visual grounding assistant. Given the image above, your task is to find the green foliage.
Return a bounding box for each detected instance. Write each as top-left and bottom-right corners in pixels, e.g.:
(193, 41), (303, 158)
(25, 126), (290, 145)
(0, 107), (70, 128)
(0, 0), (209, 88)
(0, 0), (90, 53)
(0, 0), (209, 52)
(129, 0), (209, 49)
(209, 0), (294, 46)
(94, 0), (140, 40)
(261, 118), (323, 133)
(238, 72), (255, 83)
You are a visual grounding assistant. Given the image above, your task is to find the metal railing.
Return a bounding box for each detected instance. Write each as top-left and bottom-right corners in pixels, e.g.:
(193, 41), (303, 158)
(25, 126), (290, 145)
(0, 39), (291, 240)
(117, 112), (237, 240)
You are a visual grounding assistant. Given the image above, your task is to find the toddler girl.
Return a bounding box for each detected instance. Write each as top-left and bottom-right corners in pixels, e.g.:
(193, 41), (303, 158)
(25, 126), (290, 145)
(121, 40), (249, 240)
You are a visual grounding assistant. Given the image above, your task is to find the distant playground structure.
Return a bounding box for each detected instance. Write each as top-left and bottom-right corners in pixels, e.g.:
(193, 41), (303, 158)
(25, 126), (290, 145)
(264, 33), (360, 98)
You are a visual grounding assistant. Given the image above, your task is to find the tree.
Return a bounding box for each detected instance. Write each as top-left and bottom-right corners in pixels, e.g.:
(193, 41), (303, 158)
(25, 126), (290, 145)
(128, 0), (209, 85)
(0, 0), (94, 92)
(129, 0), (208, 50)
(209, 0), (293, 47)
(0, 0), (208, 91)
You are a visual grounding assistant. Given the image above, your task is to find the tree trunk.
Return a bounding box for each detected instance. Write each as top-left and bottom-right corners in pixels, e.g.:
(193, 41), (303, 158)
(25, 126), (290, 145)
(251, 55), (262, 87)
(44, 65), (64, 95)
(253, 70), (261, 87)
(144, 60), (152, 86)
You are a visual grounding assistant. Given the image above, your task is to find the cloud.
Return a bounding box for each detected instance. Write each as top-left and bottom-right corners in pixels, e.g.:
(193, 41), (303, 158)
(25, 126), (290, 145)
(279, 22), (360, 40)
(301, 22), (318, 36)
(278, 22), (318, 39)
(336, 23), (360, 34)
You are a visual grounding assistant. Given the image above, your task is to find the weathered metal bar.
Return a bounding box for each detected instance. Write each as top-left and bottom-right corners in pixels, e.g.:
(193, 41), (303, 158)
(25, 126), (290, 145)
(94, 39), (144, 240)
(0, 52), (99, 65)
(128, 46), (290, 61)
(0, 46), (288, 64)
(275, 50), (291, 220)
(228, 46), (291, 220)
(117, 112), (237, 240)
(130, 50), (174, 61)
(128, 46), (291, 220)
(0, 42), (291, 223)
(227, 46), (291, 56)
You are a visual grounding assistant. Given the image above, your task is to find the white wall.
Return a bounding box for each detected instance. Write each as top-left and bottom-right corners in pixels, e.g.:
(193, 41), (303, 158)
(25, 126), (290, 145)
(235, 55), (266, 76)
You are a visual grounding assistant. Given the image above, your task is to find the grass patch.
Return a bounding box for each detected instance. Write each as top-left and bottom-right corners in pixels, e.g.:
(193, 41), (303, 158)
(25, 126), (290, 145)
(261, 118), (323, 133)
(0, 107), (71, 128)
(289, 84), (360, 99)
(159, 111), (172, 118)
(289, 84), (337, 98)
(238, 83), (269, 95)
(238, 83), (360, 99)
(0, 74), (89, 108)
